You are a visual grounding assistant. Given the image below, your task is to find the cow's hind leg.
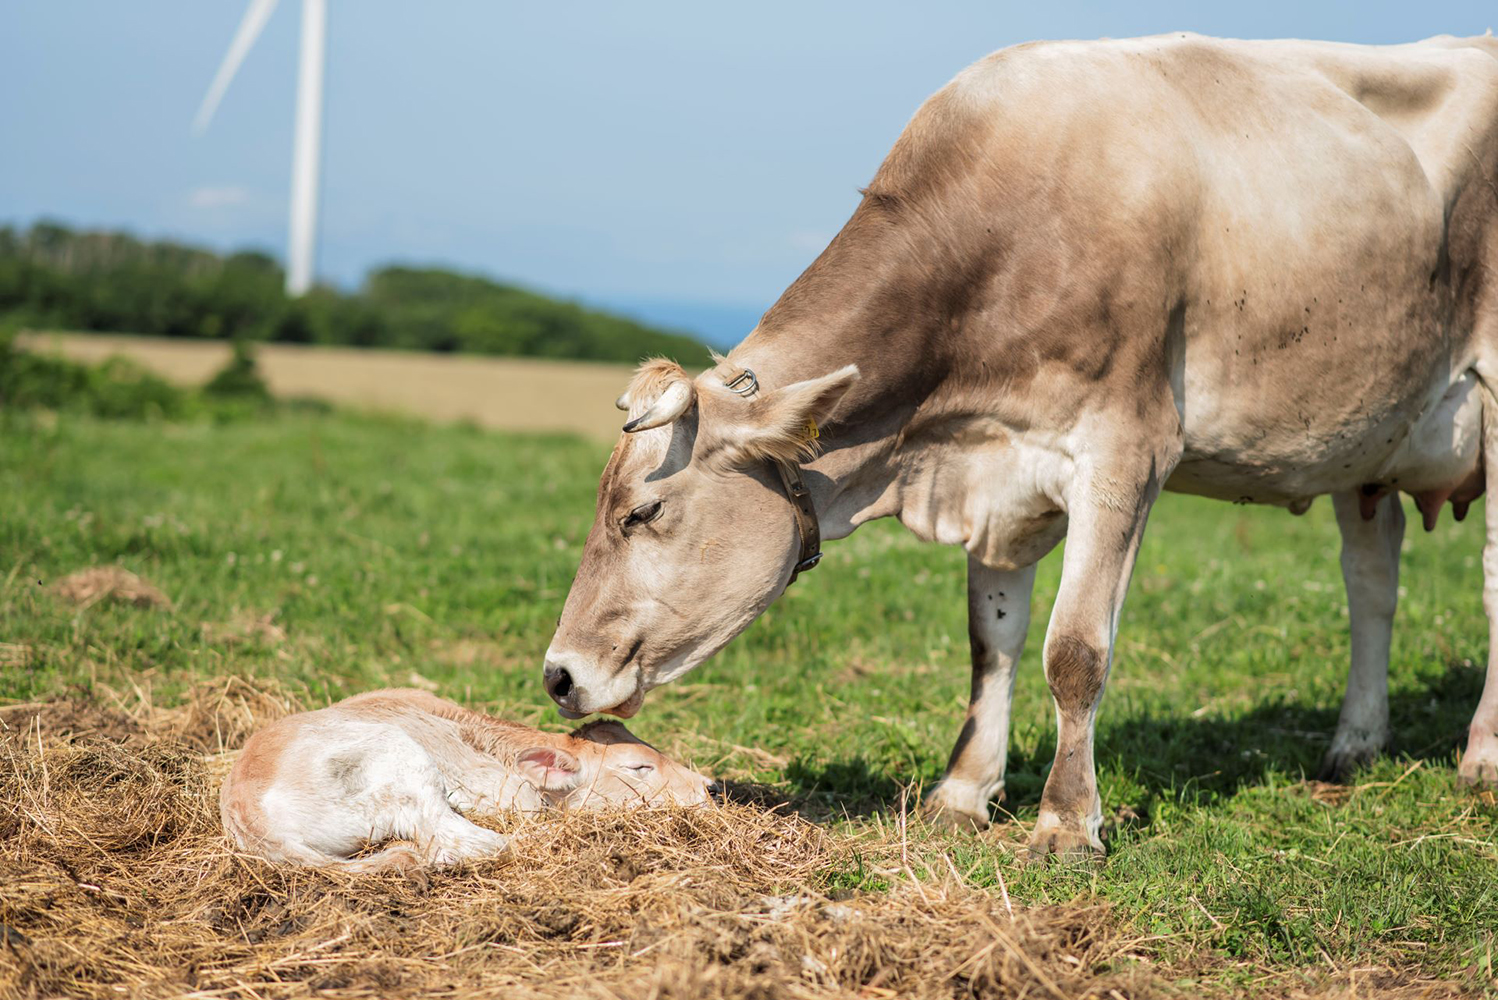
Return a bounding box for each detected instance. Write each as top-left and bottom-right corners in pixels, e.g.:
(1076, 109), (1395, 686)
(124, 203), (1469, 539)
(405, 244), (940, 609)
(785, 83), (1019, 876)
(1461, 393), (1498, 786)
(1320, 491), (1404, 781)
(1029, 461), (1166, 861)
(924, 558), (1036, 830)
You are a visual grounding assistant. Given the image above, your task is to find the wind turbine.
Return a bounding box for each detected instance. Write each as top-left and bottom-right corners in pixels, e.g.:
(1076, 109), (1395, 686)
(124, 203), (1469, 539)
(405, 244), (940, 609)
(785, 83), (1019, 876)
(193, 0), (327, 297)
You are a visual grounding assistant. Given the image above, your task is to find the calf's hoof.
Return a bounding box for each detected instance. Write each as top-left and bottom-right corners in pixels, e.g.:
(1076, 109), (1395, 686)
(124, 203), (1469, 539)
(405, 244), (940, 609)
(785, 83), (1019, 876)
(1025, 815), (1104, 864)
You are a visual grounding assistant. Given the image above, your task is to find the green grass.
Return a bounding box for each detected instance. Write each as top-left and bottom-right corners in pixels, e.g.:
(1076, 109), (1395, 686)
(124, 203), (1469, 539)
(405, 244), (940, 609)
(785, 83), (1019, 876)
(3, 407), (1496, 990)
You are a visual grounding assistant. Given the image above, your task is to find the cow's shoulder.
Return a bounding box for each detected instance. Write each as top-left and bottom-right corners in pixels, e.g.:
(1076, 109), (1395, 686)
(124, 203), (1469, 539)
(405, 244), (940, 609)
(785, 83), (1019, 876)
(1419, 32), (1498, 64)
(1302, 37), (1498, 198)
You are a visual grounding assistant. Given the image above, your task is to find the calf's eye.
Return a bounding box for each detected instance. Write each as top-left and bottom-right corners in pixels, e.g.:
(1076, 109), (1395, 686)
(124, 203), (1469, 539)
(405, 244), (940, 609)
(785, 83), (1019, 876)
(621, 500), (663, 530)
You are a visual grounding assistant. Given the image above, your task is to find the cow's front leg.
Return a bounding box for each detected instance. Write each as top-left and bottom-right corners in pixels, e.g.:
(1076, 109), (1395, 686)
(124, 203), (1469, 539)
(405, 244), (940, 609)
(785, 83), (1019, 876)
(1029, 469), (1162, 861)
(923, 557), (1036, 830)
(1461, 393), (1498, 786)
(1319, 490), (1403, 781)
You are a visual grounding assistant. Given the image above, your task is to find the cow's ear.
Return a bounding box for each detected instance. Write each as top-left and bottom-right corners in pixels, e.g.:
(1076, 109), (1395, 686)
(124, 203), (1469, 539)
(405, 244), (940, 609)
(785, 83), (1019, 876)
(713, 365), (860, 466)
(517, 746), (581, 791)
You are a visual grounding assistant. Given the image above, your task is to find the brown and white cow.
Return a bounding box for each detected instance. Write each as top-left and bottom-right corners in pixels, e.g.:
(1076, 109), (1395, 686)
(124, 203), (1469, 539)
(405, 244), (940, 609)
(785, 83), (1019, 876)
(543, 33), (1498, 858)
(221, 689), (713, 870)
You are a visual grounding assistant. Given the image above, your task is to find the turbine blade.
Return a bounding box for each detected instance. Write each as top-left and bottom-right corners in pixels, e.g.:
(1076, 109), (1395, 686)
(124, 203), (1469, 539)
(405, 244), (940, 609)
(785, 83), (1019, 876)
(192, 0), (281, 134)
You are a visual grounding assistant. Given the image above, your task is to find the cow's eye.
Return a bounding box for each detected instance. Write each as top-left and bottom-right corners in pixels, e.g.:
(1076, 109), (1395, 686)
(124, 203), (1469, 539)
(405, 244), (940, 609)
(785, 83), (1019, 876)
(621, 500), (663, 531)
(624, 762), (655, 774)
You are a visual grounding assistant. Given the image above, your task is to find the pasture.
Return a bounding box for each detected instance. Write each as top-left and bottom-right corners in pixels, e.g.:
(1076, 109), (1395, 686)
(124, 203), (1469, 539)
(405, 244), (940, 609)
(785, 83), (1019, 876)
(3, 404), (1497, 997)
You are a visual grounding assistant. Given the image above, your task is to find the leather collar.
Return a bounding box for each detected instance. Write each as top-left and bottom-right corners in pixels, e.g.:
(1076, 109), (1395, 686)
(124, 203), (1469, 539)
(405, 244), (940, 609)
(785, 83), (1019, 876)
(725, 367), (823, 585)
(773, 458), (822, 585)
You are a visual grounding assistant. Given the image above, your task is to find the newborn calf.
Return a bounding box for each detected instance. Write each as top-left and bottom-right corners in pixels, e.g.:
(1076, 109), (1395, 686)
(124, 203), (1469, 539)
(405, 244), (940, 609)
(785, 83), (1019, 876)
(221, 688), (713, 871)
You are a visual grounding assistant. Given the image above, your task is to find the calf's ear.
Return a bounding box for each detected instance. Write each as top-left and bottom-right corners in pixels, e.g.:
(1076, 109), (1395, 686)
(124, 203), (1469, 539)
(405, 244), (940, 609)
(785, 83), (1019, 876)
(710, 365), (860, 466)
(517, 746), (581, 791)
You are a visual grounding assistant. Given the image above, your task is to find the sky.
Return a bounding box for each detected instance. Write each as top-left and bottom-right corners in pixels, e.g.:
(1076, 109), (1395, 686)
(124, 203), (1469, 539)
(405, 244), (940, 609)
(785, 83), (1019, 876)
(2, 2), (1494, 347)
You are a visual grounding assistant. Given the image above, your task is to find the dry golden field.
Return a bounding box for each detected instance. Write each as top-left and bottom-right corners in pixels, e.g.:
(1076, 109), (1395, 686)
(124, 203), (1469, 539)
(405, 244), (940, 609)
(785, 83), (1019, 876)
(15, 331), (651, 440)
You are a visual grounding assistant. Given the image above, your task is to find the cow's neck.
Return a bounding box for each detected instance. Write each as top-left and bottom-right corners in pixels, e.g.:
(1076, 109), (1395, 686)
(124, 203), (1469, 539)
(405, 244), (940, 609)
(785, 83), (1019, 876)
(723, 197), (1070, 568)
(725, 202), (987, 546)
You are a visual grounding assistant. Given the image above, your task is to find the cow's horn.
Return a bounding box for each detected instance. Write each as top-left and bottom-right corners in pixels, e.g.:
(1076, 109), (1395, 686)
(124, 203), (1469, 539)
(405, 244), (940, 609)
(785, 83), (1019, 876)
(623, 379), (695, 432)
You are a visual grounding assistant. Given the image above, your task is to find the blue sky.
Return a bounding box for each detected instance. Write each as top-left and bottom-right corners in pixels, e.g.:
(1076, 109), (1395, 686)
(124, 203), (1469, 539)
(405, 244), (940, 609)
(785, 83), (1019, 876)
(2, 2), (1493, 346)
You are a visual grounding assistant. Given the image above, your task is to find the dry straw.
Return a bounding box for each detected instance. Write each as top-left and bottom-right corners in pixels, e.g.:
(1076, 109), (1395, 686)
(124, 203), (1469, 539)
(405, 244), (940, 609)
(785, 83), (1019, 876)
(0, 678), (1157, 999)
(0, 678), (1458, 999)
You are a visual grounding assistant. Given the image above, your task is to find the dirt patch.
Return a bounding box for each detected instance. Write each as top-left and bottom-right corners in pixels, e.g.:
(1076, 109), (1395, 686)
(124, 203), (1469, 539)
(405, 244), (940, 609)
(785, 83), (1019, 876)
(429, 637), (519, 670)
(200, 610), (287, 648)
(0, 645), (33, 670)
(0, 680), (1474, 999)
(50, 567), (171, 610)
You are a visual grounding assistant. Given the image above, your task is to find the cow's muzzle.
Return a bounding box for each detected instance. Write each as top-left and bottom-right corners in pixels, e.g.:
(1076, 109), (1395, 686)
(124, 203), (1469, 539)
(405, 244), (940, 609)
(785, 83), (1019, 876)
(544, 664), (588, 719)
(543, 649), (643, 718)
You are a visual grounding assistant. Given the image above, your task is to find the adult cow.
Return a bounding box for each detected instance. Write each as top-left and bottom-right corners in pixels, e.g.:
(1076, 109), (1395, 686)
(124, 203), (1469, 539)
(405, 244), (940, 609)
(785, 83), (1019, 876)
(543, 33), (1498, 858)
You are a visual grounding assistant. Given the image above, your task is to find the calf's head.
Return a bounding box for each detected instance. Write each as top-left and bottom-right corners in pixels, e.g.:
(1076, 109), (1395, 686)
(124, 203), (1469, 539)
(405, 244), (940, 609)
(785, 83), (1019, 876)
(517, 720), (714, 808)
(544, 358), (859, 718)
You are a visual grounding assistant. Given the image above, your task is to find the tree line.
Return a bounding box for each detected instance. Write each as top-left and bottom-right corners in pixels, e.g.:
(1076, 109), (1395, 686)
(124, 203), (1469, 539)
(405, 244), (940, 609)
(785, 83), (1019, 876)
(0, 221), (705, 364)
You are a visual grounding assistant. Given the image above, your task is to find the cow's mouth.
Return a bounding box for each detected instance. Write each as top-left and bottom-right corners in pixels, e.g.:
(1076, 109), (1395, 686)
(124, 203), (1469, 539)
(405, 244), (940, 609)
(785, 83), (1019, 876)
(600, 685), (645, 719)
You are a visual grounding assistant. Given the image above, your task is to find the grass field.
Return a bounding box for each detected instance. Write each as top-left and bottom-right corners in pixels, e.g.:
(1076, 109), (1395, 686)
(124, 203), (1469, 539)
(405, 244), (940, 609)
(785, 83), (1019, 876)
(3, 405), (1498, 996)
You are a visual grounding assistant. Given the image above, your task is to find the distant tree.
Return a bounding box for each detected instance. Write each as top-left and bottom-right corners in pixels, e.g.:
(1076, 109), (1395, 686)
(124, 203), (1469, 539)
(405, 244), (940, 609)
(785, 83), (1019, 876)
(0, 222), (705, 365)
(203, 339), (270, 400)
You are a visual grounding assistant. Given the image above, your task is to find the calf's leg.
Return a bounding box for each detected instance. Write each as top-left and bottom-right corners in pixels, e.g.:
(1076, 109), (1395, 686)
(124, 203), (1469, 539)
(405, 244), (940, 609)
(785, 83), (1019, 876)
(1029, 465), (1163, 860)
(1320, 490), (1403, 780)
(924, 558), (1036, 830)
(419, 810), (511, 866)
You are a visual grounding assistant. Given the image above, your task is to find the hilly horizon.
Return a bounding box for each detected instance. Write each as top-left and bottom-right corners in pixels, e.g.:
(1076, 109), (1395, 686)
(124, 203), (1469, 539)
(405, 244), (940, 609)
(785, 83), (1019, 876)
(0, 220), (716, 365)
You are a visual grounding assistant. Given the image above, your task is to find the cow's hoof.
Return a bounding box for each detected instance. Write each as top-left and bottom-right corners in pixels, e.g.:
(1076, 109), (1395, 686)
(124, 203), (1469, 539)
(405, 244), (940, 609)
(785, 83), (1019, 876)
(920, 799), (991, 833)
(920, 782), (993, 831)
(1458, 754), (1498, 788)
(1459, 729), (1498, 788)
(1316, 744), (1380, 784)
(1025, 821), (1104, 864)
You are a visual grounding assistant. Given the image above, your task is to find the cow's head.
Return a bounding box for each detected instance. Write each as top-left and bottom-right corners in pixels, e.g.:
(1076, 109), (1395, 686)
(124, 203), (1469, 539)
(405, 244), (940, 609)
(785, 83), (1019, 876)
(543, 358), (859, 718)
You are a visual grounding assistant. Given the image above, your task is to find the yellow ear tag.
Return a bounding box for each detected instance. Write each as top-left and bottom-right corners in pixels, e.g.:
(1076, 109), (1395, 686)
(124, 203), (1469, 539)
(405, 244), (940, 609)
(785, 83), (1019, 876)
(802, 418), (819, 443)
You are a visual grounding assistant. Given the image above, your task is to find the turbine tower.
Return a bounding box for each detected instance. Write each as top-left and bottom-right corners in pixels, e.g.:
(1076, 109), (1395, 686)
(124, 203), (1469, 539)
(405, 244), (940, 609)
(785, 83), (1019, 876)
(194, 0), (327, 297)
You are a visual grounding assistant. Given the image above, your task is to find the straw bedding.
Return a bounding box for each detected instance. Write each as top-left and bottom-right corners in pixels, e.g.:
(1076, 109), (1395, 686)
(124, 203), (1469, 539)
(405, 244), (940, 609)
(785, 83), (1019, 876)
(0, 679), (1456, 999)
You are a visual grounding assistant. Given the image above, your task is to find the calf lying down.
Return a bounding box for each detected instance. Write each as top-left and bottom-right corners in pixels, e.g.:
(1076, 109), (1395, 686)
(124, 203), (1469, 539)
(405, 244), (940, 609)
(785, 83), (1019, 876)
(221, 688), (713, 871)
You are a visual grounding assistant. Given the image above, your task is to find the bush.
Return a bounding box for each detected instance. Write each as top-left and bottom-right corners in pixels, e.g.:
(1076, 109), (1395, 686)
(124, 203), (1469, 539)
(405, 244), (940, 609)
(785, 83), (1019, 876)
(0, 334), (191, 420)
(203, 340), (270, 401)
(0, 334), (294, 423)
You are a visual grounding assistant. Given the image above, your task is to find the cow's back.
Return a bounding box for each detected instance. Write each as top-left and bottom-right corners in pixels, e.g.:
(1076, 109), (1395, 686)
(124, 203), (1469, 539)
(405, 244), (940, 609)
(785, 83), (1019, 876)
(919, 34), (1498, 501)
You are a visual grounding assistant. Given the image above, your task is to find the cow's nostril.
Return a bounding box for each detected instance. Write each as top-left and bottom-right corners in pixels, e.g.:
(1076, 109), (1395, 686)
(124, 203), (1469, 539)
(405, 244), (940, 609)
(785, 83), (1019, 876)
(549, 668), (574, 700)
